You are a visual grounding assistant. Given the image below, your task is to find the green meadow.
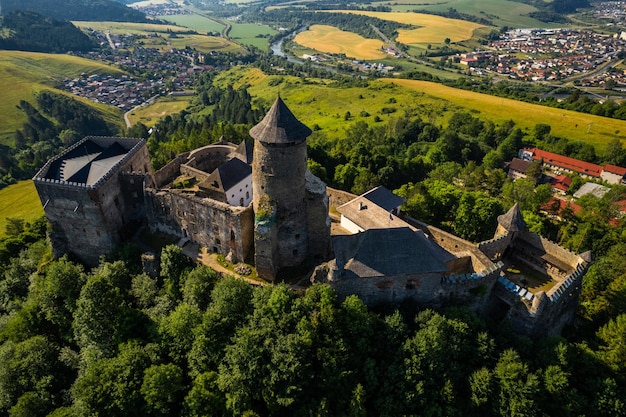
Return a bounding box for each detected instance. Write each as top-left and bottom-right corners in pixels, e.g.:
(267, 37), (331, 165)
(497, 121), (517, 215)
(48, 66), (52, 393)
(216, 67), (626, 151)
(0, 181), (44, 239)
(228, 23), (278, 49)
(158, 14), (226, 34)
(367, 0), (552, 28)
(127, 96), (192, 127)
(0, 51), (124, 146)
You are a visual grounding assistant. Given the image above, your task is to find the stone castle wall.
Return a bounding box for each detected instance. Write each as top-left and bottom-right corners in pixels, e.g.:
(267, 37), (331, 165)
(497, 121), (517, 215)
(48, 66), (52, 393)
(145, 189), (254, 263)
(154, 153), (190, 188)
(34, 141), (151, 265)
(478, 233), (514, 260)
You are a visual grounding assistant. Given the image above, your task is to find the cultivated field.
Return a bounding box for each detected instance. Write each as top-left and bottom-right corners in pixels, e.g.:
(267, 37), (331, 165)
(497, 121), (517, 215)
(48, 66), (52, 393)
(0, 181), (44, 238)
(327, 10), (485, 44)
(366, 0), (546, 28)
(127, 97), (192, 127)
(228, 22), (278, 49)
(0, 51), (123, 146)
(293, 25), (387, 60)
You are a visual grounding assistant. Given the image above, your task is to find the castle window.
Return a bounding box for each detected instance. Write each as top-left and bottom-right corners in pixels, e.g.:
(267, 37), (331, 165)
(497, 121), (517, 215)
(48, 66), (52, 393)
(293, 249), (298, 256)
(216, 238), (221, 245)
(295, 234), (300, 240)
(231, 230), (235, 241)
(240, 198), (244, 206)
(114, 197), (120, 208)
(246, 191), (249, 199)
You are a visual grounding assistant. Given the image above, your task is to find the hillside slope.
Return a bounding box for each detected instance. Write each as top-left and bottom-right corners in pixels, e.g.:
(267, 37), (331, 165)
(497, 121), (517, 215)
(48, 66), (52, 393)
(0, 51), (124, 146)
(0, 0), (148, 22)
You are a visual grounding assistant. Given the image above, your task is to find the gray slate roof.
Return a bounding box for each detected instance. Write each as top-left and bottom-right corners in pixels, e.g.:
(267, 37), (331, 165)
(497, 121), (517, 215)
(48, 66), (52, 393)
(333, 227), (449, 277)
(497, 202), (526, 232)
(362, 186), (406, 211)
(249, 96), (312, 144)
(203, 157), (251, 192)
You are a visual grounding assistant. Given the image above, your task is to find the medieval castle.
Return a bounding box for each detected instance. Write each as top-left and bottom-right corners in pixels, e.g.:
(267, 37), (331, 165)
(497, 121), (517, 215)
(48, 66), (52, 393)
(33, 97), (591, 337)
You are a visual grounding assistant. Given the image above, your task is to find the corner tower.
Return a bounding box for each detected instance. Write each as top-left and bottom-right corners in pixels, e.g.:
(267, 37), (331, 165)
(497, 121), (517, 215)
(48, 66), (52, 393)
(250, 97), (313, 280)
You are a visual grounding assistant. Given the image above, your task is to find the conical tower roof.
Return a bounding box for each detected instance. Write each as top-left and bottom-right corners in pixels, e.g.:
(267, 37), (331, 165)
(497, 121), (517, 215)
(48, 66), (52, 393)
(249, 96), (312, 144)
(497, 202), (526, 232)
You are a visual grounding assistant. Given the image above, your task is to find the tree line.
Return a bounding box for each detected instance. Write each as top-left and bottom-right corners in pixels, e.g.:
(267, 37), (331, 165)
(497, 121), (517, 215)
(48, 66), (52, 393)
(0, 11), (95, 54)
(0, 91), (116, 189)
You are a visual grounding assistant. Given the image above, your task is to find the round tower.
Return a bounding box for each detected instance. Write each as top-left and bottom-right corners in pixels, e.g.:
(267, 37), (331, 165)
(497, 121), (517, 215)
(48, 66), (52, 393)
(250, 97), (312, 280)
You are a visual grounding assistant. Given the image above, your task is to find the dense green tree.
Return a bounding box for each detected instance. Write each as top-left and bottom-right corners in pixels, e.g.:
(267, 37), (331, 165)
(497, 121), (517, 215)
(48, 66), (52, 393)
(141, 363), (185, 417)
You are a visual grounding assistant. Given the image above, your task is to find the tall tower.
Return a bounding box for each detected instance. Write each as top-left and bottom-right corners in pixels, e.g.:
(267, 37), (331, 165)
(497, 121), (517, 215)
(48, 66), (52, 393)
(250, 97), (312, 280)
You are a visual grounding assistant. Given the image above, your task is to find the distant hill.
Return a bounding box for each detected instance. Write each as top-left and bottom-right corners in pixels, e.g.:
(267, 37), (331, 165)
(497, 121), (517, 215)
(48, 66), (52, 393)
(0, 11), (96, 53)
(0, 0), (148, 22)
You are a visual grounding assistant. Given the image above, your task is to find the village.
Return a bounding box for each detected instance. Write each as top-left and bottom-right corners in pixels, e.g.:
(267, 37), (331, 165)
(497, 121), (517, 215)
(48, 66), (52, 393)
(458, 28), (626, 87)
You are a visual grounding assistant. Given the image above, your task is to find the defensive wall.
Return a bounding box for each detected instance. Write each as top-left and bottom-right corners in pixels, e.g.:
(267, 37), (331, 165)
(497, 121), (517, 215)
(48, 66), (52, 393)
(33, 137), (151, 265)
(145, 188), (254, 263)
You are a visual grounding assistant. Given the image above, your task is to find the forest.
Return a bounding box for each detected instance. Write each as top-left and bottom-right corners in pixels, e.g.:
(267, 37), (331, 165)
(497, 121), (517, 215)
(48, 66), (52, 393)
(0, 12), (96, 54)
(0, 0), (148, 23)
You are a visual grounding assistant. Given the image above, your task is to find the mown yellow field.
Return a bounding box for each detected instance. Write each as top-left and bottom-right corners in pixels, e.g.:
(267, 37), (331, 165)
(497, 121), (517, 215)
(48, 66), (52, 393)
(388, 78), (626, 149)
(128, 97), (192, 127)
(0, 180), (43, 238)
(293, 25), (387, 60)
(326, 10), (485, 44)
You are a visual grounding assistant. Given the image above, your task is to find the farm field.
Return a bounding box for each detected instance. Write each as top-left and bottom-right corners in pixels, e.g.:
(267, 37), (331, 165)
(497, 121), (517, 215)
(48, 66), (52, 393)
(0, 181), (44, 239)
(327, 10), (485, 44)
(216, 67), (626, 151)
(157, 14), (225, 34)
(228, 22), (278, 49)
(293, 25), (387, 60)
(127, 96), (192, 127)
(366, 0), (548, 28)
(0, 51), (123, 146)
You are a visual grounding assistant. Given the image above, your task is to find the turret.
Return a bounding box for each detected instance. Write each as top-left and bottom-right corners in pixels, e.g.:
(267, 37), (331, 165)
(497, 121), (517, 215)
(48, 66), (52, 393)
(251, 97), (312, 280)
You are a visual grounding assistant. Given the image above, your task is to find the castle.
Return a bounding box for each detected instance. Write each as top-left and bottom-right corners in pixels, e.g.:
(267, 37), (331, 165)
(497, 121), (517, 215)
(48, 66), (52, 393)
(33, 97), (590, 337)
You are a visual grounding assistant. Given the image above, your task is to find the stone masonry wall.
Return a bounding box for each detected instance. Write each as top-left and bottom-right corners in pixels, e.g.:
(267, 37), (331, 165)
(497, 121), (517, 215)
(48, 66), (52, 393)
(146, 189), (254, 263)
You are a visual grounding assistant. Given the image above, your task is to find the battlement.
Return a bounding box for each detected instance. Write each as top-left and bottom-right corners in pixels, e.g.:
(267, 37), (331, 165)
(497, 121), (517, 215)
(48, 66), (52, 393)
(443, 261), (504, 285)
(547, 262), (587, 302)
(33, 136), (145, 190)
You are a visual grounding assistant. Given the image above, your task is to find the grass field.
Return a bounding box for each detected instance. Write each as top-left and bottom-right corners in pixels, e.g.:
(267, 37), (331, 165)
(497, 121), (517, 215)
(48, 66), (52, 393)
(389, 78), (626, 150)
(293, 25), (387, 60)
(215, 67), (625, 151)
(127, 96), (192, 127)
(228, 23), (278, 49)
(158, 14), (225, 34)
(0, 181), (44, 239)
(73, 21), (187, 34)
(0, 51), (124, 146)
(327, 10), (485, 44)
(366, 0), (549, 28)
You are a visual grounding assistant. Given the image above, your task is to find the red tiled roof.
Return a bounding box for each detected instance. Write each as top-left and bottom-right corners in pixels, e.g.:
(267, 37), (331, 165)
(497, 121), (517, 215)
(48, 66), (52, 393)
(524, 147), (602, 177)
(603, 164), (626, 176)
(549, 175), (572, 192)
(615, 200), (626, 213)
(541, 197), (581, 217)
